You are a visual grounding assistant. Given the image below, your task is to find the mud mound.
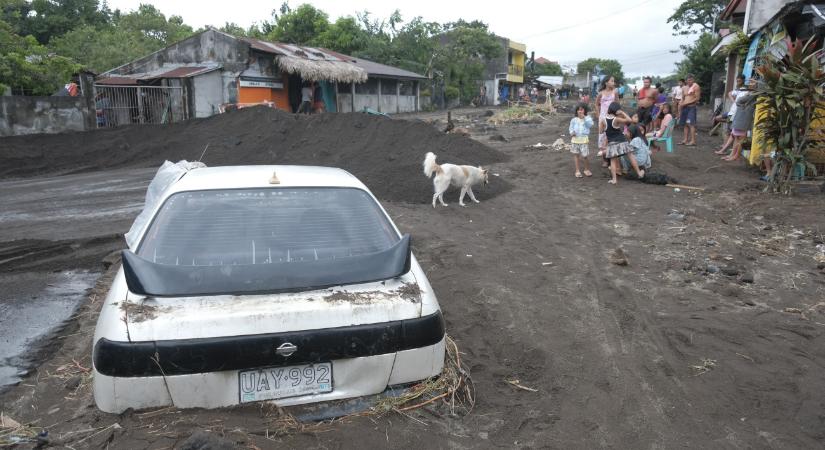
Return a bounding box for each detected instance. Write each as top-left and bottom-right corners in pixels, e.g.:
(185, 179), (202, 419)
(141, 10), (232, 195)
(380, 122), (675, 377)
(0, 107), (510, 203)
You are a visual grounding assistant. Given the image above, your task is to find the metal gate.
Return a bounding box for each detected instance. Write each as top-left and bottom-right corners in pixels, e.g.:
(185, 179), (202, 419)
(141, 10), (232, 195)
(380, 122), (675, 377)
(93, 85), (188, 128)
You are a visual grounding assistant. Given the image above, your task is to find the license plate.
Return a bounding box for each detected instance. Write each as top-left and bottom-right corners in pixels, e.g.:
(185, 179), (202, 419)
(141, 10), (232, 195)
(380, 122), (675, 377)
(238, 362), (333, 403)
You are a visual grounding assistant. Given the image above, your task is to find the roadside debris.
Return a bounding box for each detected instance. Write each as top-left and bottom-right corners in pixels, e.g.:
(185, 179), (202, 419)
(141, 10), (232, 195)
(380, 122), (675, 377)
(373, 336), (475, 416)
(690, 358), (717, 376)
(0, 413), (46, 447)
(524, 142), (549, 150)
(505, 378), (538, 392)
(551, 138), (570, 152)
(487, 106), (554, 125)
(0, 413), (21, 429)
(666, 183), (705, 191)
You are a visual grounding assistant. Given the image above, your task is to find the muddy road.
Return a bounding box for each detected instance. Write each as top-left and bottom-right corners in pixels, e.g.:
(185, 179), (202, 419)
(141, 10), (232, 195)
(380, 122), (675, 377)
(1, 107), (825, 448)
(0, 169), (153, 389)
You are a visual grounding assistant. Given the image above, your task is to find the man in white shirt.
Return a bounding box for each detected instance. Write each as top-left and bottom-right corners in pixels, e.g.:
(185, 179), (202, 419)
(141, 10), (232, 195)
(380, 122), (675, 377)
(671, 79), (684, 118)
(298, 82), (313, 114)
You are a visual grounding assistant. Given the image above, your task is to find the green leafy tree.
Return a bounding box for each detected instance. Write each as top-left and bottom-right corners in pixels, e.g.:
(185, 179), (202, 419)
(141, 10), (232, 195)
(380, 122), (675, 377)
(674, 32), (724, 101)
(116, 4), (192, 45)
(268, 3), (329, 45)
(667, 0), (727, 35)
(577, 58), (624, 83)
(534, 61), (562, 76)
(387, 16), (441, 74)
(0, 19), (79, 94)
(1, 0), (110, 44)
(216, 22), (267, 39)
(218, 22), (247, 36)
(50, 4), (194, 72)
(315, 16), (369, 54)
(434, 21), (501, 102)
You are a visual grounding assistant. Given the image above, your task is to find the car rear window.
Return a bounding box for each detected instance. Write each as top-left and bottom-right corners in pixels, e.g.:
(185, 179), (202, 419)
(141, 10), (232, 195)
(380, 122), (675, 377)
(137, 188), (399, 267)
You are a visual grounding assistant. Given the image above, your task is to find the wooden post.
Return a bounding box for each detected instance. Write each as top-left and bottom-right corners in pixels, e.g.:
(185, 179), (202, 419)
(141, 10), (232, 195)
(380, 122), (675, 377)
(351, 82), (355, 112)
(415, 81), (420, 112)
(377, 78), (382, 113)
(396, 79), (401, 114)
(136, 86), (144, 124)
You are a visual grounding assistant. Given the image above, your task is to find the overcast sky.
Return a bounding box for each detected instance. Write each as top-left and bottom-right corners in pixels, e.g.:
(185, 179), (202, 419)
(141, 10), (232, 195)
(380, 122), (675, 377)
(106, 0), (698, 77)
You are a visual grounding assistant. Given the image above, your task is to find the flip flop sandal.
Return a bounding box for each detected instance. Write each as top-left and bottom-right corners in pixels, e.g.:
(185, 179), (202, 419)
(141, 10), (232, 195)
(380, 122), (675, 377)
(584, 170), (592, 177)
(575, 171), (583, 178)
(608, 179), (617, 184)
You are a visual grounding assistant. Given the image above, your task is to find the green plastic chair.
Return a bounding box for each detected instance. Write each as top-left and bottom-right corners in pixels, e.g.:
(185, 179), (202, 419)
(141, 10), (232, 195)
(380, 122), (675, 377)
(648, 118), (675, 152)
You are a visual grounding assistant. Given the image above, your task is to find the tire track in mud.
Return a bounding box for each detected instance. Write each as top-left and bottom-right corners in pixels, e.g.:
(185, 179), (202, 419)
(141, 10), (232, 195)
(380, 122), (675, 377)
(549, 183), (686, 447)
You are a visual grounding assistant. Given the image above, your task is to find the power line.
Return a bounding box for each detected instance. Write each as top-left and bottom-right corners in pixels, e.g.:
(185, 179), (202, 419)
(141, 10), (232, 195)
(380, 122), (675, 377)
(520, 0), (658, 39)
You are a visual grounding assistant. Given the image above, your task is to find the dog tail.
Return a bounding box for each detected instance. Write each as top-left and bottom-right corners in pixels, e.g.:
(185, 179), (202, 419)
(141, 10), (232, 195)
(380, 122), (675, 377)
(423, 152), (442, 178)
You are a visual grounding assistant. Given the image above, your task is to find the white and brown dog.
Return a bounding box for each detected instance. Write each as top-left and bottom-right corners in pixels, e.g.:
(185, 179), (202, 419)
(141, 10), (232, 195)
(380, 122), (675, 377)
(423, 152), (489, 208)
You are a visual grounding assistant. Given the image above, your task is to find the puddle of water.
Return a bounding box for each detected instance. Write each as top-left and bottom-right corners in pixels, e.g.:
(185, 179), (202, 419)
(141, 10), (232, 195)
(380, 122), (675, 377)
(0, 270), (99, 390)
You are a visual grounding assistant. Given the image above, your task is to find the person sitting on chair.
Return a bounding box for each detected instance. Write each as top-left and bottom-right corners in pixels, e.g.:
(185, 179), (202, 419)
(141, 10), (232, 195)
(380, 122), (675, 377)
(647, 103), (673, 152)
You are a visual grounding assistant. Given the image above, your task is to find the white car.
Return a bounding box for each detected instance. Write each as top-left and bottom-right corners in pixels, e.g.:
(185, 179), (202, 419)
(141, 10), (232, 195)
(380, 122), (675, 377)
(92, 165), (445, 413)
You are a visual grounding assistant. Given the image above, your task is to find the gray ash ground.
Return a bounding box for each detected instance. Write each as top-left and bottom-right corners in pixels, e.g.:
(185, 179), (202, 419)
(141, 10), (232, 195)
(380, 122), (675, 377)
(1, 103), (825, 448)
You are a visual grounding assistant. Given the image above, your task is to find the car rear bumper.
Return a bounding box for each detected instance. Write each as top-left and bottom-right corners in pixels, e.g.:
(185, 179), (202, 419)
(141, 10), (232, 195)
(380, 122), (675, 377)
(95, 311), (444, 377)
(93, 337), (445, 413)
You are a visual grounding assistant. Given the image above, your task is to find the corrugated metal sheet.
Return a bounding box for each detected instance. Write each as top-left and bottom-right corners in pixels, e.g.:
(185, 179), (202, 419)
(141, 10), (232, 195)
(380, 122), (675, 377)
(95, 77), (138, 85)
(96, 64), (221, 85)
(154, 65), (219, 78)
(346, 58), (426, 80)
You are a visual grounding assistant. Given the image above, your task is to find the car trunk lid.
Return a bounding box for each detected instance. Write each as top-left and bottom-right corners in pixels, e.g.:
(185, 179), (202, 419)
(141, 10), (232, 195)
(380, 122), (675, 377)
(122, 272), (422, 342)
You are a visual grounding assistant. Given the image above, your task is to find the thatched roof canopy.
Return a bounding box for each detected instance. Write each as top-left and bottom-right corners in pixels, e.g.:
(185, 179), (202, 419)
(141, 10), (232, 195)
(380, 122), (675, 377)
(242, 38), (368, 83)
(276, 55), (367, 83)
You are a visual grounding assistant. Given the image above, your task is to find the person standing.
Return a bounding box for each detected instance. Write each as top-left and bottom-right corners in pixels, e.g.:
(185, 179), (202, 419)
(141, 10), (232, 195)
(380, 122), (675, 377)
(679, 74), (701, 146)
(569, 103), (595, 178)
(594, 75), (617, 157)
(530, 86), (538, 104)
(298, 82), (313, 114)
(636, 77), (656, 130)
(722, 78), (757, 161)
(499, 84), (510, 104)
(602, 102), (644, 184)
(714, 75), (745, 155)
(479, 84), (487, 106)
(671, 79), (684, 118)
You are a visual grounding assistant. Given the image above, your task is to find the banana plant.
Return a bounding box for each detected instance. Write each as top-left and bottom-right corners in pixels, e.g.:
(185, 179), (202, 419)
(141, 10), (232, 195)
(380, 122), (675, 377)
(755, 36), (825, 194)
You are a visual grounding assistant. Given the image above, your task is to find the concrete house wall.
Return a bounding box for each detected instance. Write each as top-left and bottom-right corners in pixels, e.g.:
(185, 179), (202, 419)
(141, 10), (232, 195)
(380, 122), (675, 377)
(337, 79), (419, 113)
(106, 30), (248, 76)
(0, 96), (95, 136)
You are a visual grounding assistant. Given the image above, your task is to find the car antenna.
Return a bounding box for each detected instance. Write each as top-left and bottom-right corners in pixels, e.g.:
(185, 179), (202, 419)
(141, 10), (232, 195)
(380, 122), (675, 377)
(197, 143), (210, 163)
(269, 170), (280, 184)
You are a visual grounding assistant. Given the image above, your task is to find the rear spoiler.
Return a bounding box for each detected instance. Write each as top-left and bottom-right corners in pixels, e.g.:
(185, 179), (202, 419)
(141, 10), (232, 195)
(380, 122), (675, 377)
(122, 235), (412, 297)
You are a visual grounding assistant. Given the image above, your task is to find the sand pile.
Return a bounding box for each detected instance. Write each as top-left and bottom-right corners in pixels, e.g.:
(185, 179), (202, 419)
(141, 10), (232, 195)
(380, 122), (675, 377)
(0, 107), (510, 203)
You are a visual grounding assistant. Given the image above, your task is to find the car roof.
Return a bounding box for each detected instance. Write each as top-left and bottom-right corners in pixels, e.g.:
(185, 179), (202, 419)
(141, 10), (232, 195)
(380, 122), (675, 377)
(169, 165), (368, 194)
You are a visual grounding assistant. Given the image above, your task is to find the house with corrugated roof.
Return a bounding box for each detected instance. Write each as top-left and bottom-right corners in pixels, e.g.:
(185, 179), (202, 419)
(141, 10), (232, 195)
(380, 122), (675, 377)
(95, 29), (426, 126)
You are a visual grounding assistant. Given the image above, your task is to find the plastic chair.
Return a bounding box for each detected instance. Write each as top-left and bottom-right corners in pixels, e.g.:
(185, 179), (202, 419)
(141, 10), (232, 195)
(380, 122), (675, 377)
(648, 118), (675, 152)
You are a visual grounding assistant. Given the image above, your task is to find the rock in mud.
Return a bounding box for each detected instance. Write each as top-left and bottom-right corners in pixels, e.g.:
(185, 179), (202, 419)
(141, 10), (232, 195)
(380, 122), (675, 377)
(706, 264), (720, 274)
(721, 266), (740, 276)
(740, 272), (755, 283)
(489, 134), (509, 142)
(64, 375), (81, 390)
(608, 248), (629, 266)
(178, 430), (235, 450)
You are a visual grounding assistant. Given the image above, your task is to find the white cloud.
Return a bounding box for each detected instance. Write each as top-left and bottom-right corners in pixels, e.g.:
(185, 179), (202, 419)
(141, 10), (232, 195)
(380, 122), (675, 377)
(106, 0), (699, 76)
